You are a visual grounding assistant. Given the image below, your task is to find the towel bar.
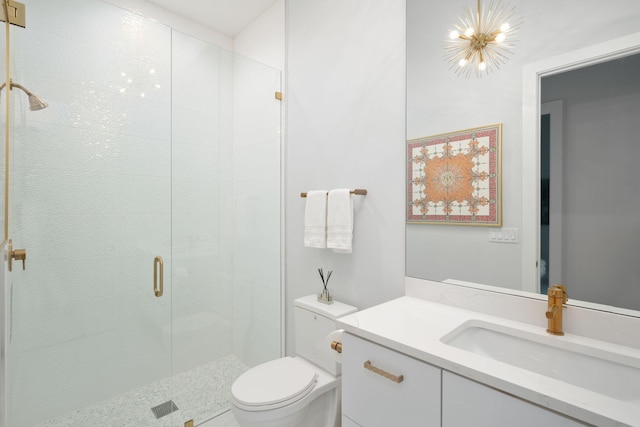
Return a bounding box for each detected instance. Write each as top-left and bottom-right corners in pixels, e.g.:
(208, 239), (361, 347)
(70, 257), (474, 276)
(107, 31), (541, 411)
(300, 189), (367, 198)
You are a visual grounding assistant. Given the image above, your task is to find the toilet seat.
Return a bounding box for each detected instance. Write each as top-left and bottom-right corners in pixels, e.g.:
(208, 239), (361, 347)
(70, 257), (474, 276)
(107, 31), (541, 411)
(231, 357), (318, 411)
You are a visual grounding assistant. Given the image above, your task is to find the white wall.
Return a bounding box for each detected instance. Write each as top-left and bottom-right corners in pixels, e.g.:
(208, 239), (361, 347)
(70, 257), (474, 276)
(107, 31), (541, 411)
(285, 0), (406, 353)
(106, 0), (286, 71)
(104, 0), (233, 49)
(406, 0), (640, 290)
(234, 0), (285, 72)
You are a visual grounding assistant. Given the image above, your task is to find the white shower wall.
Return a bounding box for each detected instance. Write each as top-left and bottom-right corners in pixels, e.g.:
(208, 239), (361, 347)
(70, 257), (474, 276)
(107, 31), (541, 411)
(5, 0), (282, 425)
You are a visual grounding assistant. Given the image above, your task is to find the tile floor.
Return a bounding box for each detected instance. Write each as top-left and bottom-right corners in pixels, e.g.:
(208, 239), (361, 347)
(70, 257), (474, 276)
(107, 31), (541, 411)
(33, 355), (248, 427)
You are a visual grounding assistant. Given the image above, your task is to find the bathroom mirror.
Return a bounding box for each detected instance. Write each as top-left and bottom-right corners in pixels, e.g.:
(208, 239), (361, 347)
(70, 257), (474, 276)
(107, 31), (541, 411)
(406, 0), (640, 314)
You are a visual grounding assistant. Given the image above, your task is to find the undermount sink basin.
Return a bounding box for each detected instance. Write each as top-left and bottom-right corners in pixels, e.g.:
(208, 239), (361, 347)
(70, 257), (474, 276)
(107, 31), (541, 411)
(441, 320), (640, 402)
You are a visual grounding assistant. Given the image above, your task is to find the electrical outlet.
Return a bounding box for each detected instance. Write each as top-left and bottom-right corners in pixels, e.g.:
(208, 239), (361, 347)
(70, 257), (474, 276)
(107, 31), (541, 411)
(489, 228), (518, 243)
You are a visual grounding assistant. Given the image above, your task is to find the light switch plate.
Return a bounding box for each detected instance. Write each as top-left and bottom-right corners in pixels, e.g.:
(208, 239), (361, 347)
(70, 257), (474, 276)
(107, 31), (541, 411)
(489, 228), (518, 243)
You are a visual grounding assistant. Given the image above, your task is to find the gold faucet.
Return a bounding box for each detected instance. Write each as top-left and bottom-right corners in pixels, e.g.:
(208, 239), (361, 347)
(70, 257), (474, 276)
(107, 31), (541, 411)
(546, 284), (568, 336)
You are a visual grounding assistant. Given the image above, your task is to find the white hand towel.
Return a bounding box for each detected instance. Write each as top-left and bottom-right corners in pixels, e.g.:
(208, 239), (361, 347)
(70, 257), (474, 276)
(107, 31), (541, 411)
(304, 190), (328, 248)
(327, 189), (353, 253)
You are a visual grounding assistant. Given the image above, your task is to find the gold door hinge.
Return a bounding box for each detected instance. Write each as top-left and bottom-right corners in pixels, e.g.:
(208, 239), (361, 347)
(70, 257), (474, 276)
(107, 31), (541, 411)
(184, 420), (194, 427)
(275, 91), (283, 100)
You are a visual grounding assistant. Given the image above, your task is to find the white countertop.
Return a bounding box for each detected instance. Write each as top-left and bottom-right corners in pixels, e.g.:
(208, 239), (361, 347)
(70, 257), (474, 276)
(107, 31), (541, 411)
(336, 295), (640, 427)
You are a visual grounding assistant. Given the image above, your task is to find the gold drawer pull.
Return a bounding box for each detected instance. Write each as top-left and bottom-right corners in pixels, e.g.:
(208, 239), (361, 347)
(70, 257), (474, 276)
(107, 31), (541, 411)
(363, 360), (404, 383)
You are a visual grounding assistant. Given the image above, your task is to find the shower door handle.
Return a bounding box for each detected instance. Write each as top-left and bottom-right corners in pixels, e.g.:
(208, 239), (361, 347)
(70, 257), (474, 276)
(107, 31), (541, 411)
(153, 256), (164, 297)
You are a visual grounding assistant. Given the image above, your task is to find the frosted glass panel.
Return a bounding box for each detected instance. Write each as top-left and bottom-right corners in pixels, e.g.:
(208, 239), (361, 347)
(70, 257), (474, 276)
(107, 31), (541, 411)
(171, 30), (232, 375)
(231, 54), (282, 368)
(171, 31), (282, 421)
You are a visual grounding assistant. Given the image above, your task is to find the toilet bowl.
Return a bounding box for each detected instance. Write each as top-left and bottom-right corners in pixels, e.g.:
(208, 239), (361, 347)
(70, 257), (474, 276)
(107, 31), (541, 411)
(230, 295), (357, 427)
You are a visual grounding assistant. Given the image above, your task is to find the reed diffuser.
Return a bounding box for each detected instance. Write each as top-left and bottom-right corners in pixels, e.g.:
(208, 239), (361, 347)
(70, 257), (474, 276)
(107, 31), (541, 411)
(317, 268), (333, 304)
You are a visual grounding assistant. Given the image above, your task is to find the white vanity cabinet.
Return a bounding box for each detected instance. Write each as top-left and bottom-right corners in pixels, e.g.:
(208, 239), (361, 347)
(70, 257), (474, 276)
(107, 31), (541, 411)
(442, 371), (589, 427)
(341, 333), (441, 427)
(341, 333), (590, 427)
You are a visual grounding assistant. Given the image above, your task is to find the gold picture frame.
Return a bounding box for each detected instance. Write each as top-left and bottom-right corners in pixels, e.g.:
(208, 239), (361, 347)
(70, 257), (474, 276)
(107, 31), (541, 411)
(406, 124), (502, 226)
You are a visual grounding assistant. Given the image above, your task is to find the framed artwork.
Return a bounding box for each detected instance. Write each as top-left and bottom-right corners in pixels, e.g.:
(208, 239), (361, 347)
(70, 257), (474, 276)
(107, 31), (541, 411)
(407, 124), (502, 226)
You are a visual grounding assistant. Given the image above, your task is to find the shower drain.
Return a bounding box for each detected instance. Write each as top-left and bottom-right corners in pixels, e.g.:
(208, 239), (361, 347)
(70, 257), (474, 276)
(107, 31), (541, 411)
(151, 400), (179, 419)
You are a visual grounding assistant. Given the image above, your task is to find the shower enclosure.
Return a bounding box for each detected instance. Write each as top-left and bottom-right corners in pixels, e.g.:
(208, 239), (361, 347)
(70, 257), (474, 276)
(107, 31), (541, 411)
(1, 1), (282, 426)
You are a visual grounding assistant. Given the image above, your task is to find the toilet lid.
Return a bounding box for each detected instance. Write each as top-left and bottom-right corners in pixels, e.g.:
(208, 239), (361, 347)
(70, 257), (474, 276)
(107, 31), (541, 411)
(231, 357), (318, 410)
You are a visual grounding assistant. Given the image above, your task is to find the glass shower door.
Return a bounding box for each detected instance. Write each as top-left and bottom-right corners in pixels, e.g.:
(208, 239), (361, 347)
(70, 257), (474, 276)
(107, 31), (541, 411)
(6, 1), (174, 425)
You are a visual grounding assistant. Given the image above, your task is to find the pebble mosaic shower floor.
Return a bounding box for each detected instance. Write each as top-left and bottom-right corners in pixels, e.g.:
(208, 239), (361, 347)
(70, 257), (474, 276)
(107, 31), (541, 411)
(34, 355), (249, 427)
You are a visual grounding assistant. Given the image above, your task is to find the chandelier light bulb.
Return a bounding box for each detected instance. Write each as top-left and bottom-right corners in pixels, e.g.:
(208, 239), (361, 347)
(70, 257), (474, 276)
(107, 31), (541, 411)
(478, 61), (487, 71)
(464, 27), (474, 37)
(500, 22), (511, 32)
(495, 32), (506, 43)
(449, 30), (460, 39)
(458, 58), (468, 67)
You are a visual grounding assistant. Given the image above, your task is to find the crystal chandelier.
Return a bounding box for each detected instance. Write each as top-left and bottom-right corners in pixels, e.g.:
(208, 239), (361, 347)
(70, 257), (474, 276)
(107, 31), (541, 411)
(445, 0), (521, 78)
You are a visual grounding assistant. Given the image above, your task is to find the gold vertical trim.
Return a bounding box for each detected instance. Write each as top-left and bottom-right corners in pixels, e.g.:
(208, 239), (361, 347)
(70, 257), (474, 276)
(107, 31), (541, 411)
(4, 0), (12, 241)
(2, 0), (26, 243)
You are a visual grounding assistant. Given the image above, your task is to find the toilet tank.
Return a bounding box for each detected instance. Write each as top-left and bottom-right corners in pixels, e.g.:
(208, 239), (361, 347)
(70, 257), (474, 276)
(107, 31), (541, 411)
(294, 295), (358, 376)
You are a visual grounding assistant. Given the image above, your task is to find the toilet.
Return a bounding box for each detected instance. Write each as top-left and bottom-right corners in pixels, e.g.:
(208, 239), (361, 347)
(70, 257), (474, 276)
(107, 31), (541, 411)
(230, 294), (357, 427)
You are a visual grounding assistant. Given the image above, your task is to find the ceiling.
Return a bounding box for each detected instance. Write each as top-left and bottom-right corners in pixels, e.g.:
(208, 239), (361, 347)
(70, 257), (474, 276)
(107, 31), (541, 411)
(146, 0), (280, 37)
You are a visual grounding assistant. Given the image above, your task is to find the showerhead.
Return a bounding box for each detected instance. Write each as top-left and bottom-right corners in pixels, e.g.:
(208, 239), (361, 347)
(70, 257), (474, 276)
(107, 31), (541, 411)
(0, 80), (48, 111)
(27, 93), (48, 111)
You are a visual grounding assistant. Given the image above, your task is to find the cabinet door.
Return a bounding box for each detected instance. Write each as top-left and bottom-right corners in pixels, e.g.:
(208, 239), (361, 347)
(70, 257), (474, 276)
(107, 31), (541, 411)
(442, 371), (589, 426)
(342, 333), (441, 427)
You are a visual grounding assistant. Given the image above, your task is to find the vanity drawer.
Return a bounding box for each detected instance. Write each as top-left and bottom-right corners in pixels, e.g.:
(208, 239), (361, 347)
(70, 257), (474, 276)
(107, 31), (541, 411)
(342, 333), (441, 427)
(442, 371), (589, 427)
